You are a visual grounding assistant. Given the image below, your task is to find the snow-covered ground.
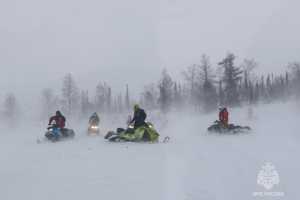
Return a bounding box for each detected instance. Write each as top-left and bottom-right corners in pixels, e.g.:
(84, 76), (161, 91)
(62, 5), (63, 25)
(0, 102), (299, 200)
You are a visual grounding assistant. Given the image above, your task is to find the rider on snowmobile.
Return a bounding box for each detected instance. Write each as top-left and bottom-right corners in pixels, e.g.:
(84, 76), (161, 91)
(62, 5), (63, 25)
(89, 112), (100, 126)
(49, 111), (66, 128)
(219, 107), (229, 128)
(48, 111), (66, 138)
(130, 104), (147, 129)
(105, 104), (159, 142)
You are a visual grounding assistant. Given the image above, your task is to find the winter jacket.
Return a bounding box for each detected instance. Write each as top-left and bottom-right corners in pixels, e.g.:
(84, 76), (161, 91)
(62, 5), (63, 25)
(89, 115), (100, 125)
(131, 108), (147, 128)
(219, 109), (229, 125)
(49, 115), (66, 129)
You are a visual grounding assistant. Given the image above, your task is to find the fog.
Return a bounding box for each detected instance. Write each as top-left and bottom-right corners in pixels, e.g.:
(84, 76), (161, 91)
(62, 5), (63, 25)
(0, 101), (299, 200)
(0, 0), (160, 100)
(1, 0), (300, 102)
(158, 0), (300, 76)
(0, 1), (299, 198)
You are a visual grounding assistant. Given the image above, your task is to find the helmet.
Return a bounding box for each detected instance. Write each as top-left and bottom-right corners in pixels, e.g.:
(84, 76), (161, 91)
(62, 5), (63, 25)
(56, 110), (62, 116)
(219, 107), (227, 112)
(134, 104), (139, 111)
(92, 112), (98, 117)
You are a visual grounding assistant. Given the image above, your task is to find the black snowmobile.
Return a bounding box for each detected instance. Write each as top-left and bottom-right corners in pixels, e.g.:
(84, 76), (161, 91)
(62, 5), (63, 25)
(45, 125), (75, 142)
(208, 120), (251, 134)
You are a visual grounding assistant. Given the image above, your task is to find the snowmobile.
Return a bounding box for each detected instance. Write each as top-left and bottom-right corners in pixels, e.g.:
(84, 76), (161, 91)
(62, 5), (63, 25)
(45, 125), (75, 142)
(104, 122), (160, 143)
(87, 124), (100, 136)
(208, 120), (251, 134)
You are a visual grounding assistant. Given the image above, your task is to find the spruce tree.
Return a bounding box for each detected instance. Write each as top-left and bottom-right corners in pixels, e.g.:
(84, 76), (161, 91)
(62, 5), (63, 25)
(218, 53), (243, 106)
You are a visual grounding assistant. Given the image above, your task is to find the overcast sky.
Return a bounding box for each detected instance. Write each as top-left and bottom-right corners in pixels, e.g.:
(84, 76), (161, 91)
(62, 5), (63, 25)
(0, 0), (299, 101)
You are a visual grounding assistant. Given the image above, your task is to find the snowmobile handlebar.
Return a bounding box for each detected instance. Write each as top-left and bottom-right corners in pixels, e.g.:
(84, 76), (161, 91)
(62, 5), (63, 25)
(47, 124), (59, 130)
(128, 124), (134, 129)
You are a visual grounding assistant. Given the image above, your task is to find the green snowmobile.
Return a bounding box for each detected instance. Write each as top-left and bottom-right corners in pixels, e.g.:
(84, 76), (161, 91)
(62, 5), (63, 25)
(208, 120), (251, 134)
(105, 122), (160, 143)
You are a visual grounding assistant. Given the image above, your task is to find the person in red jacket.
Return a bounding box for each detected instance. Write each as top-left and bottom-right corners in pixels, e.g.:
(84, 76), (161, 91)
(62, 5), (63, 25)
(49, 111), (66, 129)
(219, 107), (229, 128)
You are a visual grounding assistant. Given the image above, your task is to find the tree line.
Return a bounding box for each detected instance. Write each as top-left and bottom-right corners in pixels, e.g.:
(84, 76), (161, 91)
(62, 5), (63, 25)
(2, 53), (300, 123)
(141, 53), (300, 113)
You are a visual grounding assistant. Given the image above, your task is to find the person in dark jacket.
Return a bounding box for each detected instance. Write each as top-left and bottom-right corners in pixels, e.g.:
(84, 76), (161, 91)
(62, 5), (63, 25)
(130, 104), (147, 129)
(49, 111), (66, 129)
(89, 112), (100, 126)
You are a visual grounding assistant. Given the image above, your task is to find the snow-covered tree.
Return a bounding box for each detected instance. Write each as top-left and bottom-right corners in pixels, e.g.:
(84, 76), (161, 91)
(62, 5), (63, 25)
(62, 73), (79, 116)
(95, 82), (112, 113)
(173, 82), (184, 110)
(288, 62), (300, 98)
(80, 90), (92, 118)
(182, 64), (198, 106)
(3, 93), (18, 124)
(125, 84), (130, 111)
(241, 58), (258, 82)
(218, 53), (243, 106)
(141, 84), (158, 110)
(198, 54), (217, 112)
(240, 58), (258, 103)
(158, 69), (174, 113)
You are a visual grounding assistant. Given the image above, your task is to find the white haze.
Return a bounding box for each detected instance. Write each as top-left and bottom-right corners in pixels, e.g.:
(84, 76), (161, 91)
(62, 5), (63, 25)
(0, 0), (300, 104)
(0, 102), (299, 200)
(0, 1), (299, 199)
